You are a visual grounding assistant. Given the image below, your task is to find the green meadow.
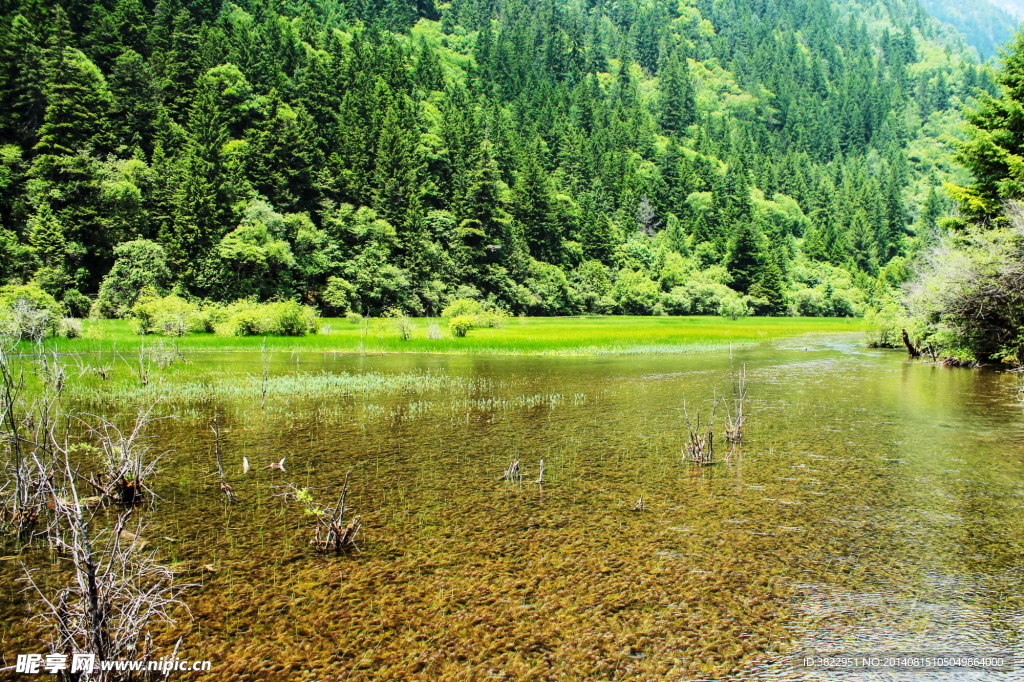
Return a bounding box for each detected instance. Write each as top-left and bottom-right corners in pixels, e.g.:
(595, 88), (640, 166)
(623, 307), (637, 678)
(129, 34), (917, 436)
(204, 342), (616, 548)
(41, 316), (862, 356)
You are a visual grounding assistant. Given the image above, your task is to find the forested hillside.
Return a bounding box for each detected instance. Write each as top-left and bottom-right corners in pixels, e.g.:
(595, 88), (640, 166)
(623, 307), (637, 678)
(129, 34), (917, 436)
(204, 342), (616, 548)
(918, 0), (1018, 58)
(0, 0), (999, 320)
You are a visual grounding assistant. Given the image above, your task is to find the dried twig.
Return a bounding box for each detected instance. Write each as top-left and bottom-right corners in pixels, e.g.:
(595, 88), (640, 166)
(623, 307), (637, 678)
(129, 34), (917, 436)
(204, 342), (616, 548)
(502, 459), (522, 483)
(23, 447), (191, 678)
(284, 472), (361, 555)
(75, 405), (167, 507)
(683, 397), (720, 465)
(725, 363), (748, 445)
(209, 416), (234, 504)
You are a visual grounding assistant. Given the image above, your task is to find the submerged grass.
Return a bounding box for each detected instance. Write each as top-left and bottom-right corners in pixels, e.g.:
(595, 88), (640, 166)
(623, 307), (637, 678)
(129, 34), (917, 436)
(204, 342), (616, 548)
(37, 316), (861, 356)
(71, 369), (494, 406)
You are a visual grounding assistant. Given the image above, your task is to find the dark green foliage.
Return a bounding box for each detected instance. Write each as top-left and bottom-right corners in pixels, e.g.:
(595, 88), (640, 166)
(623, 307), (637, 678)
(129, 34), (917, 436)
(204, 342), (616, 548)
(949, 28), (1024, 225)
(906, 25), (1024, 364)
(724, 221), (766, 295)
(0, 0), (986, 316)
(94, 239), (172, 317)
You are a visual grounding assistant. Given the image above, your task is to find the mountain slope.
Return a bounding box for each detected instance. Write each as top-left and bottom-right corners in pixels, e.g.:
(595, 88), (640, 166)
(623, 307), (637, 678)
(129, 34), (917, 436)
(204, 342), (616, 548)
(918, 0), (1019, 58)
(0, 0), (998, 319)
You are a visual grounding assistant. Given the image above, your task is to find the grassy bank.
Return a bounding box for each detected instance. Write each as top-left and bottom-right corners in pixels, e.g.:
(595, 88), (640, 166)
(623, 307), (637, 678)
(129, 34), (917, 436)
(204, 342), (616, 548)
(39, 316), (862, 356)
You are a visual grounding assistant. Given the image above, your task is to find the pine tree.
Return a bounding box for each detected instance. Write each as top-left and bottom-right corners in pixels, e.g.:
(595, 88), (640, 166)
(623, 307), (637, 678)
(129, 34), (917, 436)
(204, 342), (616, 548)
(749, 249), (787, 314)
(659, 49), (696, 134)
(724, 220), (766, 294)
(35, 31), (114, 155)
(27, 202), (67, 269)
(513, 145), (563, 265)
(0, 13), (47, 145)
(372, 97), (422, 234)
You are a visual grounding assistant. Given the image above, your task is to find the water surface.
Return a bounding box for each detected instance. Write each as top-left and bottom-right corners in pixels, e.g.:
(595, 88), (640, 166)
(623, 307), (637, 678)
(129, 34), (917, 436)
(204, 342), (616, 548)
(3, 333), (1023, 680)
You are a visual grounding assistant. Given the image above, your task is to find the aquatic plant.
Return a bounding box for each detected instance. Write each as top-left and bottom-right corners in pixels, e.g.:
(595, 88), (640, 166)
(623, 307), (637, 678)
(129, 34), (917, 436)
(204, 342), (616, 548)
(209, 417), (234, 504)
(284, 473), (361, 555)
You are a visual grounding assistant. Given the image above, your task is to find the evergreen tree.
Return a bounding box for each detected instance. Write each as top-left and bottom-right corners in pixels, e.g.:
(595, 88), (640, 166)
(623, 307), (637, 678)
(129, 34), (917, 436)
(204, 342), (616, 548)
(724, 220), (766, 294)
(660, 50), (696, 134)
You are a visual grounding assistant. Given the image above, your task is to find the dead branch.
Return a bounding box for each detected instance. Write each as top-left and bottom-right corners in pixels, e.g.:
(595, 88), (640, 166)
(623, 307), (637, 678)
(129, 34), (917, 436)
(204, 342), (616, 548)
(23, 441), (191, 681)
(284, 473), (361, 555)
(683, 397), (720, 465)
(74, 406), (167, 507)
(725, 363), (748, 445)
(502, 459), (522, 483)
(209, 417), (234, 504)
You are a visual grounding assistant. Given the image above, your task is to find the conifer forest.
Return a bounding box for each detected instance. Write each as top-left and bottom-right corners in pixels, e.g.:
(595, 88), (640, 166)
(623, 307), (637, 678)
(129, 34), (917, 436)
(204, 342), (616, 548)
(0, 0), (1003, 320)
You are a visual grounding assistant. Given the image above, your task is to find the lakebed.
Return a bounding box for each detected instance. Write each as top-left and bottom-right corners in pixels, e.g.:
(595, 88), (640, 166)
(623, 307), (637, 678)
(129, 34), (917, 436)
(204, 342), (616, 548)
(2, 325), (1023, 680)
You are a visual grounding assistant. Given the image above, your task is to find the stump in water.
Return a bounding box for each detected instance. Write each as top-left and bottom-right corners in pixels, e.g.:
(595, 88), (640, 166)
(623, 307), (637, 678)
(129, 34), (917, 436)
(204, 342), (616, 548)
(314, 474), (361, 554)
(287, 473), (361, 555)
(684, 399), (719, 465)
(503, 459), (522, 483)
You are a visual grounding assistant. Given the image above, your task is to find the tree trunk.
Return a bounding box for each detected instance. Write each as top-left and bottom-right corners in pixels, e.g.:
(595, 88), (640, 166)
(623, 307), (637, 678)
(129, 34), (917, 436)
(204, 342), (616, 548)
(902, 329), (921, 357)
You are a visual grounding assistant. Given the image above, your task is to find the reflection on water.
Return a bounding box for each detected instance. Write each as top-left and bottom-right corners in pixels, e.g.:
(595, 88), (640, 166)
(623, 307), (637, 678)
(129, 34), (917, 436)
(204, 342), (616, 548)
(3, 334), (1024, 680)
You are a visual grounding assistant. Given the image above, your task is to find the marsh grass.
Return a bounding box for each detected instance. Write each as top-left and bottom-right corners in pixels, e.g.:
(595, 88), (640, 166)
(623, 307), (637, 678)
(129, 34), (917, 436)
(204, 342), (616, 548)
(39, 316), (861, 356)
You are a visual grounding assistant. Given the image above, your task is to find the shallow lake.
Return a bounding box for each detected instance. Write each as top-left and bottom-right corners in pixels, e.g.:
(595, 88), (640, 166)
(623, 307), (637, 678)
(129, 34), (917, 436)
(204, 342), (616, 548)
(4, 332), (1024, 680)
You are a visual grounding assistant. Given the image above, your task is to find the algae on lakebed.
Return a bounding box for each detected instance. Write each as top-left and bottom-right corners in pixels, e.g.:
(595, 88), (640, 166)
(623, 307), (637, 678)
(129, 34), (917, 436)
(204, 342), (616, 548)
(3, 334), (1024, 680)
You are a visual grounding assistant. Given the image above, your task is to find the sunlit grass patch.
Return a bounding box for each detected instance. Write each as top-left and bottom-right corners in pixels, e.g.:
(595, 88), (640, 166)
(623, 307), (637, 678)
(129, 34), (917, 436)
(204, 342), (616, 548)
(40, 316), (863, 356)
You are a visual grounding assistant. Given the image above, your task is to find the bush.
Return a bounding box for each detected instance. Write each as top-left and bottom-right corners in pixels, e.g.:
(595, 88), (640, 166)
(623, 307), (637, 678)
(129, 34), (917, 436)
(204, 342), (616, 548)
(132, 294), (204, 336)
(718, 293), (750, 320)
(476, 307), (509, 328)
(864, 302), (910, 348)
(612, 270), (660, 314)
(441, 298), (483, 319)
(383, 308), (413, 340)
(62, 290), (92, 318)
(0, 285), (66, 340)
(448, 315), (474, 337)
(440, 298), (509, 331)
(345, 312), (363, 324)
(57, 317), (83, 338)
(214, 300), (319, 337)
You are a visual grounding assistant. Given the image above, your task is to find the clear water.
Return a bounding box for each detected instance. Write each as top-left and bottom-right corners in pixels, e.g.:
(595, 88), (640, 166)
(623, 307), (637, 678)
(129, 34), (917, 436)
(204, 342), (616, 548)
(3, 333), (1024, 680)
